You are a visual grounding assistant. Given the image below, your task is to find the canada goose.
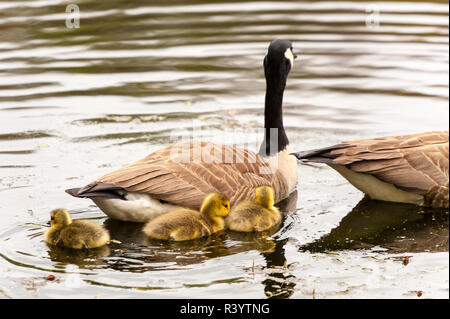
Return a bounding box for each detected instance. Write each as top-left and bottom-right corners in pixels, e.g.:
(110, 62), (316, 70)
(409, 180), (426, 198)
(44, 209), (110, 249)
(226, 186), (282, 232)
(66, 39), (298, 222)
(143, 193), (230, 241)
(292, 131), (449, 208)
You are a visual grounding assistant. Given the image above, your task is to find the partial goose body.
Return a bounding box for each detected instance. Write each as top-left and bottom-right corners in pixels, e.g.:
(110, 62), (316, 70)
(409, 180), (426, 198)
(292, 131), (449, 208)
(68, 143), (297, 222)
(66, 40), (299, 222)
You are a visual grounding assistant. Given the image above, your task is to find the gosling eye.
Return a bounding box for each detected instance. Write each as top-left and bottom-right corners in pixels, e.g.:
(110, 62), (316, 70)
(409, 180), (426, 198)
(223, 203), (229, 209)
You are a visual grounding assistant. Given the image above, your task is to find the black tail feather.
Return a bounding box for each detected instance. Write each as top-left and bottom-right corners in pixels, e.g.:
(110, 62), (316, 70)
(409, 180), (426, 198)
(65, 182), (125, 200)
(290, 143), (346, 164)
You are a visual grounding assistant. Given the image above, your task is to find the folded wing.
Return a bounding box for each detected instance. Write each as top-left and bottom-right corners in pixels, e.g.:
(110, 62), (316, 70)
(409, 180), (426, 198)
(295, 131), (449, 208)
(68, 142), (291, 209)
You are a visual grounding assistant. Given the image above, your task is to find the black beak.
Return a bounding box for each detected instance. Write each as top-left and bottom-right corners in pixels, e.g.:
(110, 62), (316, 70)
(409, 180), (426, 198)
(294, 54), (298, 60)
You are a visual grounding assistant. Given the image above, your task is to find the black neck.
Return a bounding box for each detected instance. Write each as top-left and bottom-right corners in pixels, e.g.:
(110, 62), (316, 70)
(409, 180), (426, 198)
(259, 71), (289, 157)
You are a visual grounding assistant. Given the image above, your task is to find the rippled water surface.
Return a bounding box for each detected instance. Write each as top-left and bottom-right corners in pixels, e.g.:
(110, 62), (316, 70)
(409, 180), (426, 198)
(0, 0), (448, 298)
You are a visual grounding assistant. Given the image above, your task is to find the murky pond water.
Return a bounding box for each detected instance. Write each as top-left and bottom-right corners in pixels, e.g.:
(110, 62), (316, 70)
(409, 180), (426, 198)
(0, 0), (448, 298)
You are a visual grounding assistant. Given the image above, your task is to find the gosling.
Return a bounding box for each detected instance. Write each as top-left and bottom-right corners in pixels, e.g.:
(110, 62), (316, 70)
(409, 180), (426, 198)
(44, 209), (110, 249)
(226, 186), (281, 232)
(143, 193), (230, 241)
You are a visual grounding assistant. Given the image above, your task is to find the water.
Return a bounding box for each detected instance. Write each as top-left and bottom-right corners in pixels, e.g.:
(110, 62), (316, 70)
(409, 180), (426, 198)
(0, 0), (448, 299)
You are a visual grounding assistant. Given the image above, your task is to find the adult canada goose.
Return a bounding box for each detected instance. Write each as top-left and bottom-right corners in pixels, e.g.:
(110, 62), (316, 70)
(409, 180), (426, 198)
(292, 131), (449, 208)
(66, 39), (299, 222)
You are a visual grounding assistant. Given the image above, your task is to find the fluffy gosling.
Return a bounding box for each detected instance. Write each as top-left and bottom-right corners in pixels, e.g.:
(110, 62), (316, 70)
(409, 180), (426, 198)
(226, 186), (281, 232)
(143, 193), (230, 241)
(44, 209), (110, 249)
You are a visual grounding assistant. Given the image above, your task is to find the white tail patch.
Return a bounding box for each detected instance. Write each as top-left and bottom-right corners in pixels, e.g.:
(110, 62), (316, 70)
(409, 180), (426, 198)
(329, 164), (424, 206)
(93, 192), (180, 222)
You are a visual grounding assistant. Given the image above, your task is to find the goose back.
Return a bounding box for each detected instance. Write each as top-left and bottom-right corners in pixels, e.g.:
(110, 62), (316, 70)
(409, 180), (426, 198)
(78, 142), (297, 209)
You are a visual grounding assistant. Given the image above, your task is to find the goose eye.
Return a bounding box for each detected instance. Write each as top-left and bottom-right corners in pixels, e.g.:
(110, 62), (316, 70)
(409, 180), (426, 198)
(223, 203), (229, 208)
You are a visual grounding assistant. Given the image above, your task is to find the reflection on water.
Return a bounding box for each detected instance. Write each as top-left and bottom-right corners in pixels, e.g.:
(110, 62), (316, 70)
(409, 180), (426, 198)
(47, 245), (110, 268)
(46, 191), (299, 272)
(261, 239), (296, 299)
(46, 214), (298, 297)
(40, 192), (449, 297)
(0, 0), (448, 298)
(301, 197), (449, 253)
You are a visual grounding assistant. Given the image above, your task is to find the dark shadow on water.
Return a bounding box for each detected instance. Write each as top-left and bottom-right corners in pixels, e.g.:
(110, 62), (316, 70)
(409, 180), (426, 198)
(261, 238), (296, 299)
(47, 245), (111, 268)
(43, 192), (449, 297)
(299, 196), (449, 253)
(44, 191), (448, 298)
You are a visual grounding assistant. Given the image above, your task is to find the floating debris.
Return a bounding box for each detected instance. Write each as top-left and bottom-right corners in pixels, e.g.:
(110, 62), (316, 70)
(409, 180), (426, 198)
(46, 274), (55, 281)
(402, 257), (409, 266)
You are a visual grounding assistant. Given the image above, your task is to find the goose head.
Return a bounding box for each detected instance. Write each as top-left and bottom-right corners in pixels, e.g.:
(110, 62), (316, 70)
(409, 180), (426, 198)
(264, 39), (297, 85)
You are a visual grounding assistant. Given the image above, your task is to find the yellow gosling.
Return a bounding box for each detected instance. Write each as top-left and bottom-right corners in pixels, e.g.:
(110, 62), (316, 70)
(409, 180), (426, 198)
(143, 193), (230, 241)
(226, 186), (282, 232)
(44, 209), (110, 249)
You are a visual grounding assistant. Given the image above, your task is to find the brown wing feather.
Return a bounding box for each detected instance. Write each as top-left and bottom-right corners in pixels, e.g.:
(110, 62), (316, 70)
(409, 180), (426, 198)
(295, 131), (449, 208)
(96, 142), (289, 208)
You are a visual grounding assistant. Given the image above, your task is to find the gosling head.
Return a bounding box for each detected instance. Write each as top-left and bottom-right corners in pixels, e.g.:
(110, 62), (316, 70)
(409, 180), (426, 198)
(254, 186), (275, 210)
(49, 209), (72, 230)
(200, 193), (230, 218)
(264, 39), (297, 81)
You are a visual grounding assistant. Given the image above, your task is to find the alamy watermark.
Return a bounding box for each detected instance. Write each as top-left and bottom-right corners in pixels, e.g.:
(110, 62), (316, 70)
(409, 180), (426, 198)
(365, 5), (381, 29)
(66, 4), (80, 29)
(167, 121), (280, 174)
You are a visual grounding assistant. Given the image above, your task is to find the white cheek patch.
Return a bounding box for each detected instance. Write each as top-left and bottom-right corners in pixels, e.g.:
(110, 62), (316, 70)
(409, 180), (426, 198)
(284, 48), (294, 68)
